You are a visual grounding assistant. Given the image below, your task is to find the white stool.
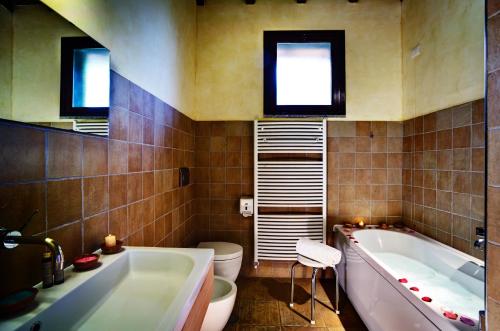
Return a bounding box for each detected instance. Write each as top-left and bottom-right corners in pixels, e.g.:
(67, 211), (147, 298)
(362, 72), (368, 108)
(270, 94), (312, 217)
(289, 254), (340, 324)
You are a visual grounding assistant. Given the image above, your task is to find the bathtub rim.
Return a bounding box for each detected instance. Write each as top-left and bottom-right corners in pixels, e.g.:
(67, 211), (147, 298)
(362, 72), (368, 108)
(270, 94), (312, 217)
(337, 226), (484, 268)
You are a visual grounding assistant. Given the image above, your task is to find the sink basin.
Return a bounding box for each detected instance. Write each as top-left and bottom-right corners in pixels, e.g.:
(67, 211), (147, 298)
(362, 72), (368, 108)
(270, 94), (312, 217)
(0, 247), (214, 331)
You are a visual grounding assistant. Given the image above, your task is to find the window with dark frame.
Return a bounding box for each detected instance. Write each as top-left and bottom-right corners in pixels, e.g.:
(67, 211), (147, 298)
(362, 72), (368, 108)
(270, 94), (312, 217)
(263, 30), (346, 117)
(60, 36), (110, 119)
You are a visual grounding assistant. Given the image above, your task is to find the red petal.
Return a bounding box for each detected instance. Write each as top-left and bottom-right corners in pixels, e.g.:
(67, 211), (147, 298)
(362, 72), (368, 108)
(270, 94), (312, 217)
(422, 296), (432, 302)
(459, 316), (475, 326)
(410, 287), (419, 291)
(398, 278), (408, 283)
(443, 311), (458, 320)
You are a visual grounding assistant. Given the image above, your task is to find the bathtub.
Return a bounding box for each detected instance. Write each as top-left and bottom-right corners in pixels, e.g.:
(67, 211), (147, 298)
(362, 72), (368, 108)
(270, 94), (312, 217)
(334, 226), (484, 331)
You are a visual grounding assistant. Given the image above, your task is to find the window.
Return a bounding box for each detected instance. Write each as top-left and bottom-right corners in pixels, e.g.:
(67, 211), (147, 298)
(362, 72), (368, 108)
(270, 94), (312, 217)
(263, 30), (346, 117)
(60, 37), (110, 118)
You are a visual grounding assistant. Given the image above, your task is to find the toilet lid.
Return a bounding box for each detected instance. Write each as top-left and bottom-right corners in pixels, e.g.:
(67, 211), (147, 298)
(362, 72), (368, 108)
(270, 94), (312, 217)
(198, 242), (243, 261)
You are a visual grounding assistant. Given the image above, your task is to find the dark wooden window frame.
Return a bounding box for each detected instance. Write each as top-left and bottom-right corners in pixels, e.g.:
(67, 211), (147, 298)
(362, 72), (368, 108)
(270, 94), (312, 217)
(263, 30), (346, 117)
(60, 36), (109, 118)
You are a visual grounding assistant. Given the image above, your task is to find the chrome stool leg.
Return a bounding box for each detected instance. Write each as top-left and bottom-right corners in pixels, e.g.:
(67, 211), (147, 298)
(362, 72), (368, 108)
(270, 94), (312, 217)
(289, 261), (300, 308)
(310, 267), (319, 324)
(332, 266), (340, 314)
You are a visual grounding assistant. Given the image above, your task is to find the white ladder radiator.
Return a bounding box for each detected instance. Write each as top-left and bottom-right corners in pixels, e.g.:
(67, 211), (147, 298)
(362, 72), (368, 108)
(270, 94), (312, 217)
(254, 120), (327, 264)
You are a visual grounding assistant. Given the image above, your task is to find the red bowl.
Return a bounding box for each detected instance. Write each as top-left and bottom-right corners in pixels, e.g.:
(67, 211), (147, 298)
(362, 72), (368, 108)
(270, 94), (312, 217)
(0, 288), (38, 316)
(73, 254), (100, 271)
(100, 240), (124, 255)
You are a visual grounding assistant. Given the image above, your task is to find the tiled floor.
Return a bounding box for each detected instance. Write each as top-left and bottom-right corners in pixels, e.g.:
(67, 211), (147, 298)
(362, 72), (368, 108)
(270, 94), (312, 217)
(224, 277), (368, 331)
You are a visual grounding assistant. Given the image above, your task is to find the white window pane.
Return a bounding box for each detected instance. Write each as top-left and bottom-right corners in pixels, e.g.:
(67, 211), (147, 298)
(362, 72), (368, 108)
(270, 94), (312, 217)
(276, 42), (331, 106)
(72, 48), (110, 108)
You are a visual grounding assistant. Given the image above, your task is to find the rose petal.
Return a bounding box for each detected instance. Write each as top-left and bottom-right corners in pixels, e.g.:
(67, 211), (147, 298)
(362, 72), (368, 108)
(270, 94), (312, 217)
(459, 316), (475, 326)
(443, 311), (458, 320)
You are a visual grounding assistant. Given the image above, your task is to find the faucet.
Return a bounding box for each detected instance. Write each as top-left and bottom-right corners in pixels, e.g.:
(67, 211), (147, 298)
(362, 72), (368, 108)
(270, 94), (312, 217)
(473, 227), (485, 251)
(0, 227), (65, 285)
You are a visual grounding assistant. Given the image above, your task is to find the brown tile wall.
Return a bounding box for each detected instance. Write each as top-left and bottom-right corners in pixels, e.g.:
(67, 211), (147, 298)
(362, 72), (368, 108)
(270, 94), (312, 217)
(488, 1), (500, 328)
(401, 100), (485, 260)
(0, 73), (489, 298)
(193, 121), (323, 278)
(0, 71), (196, 296)
(326, 121), (404, 226)
(192, 121), (258, 275)
(193, 120), (405, 278)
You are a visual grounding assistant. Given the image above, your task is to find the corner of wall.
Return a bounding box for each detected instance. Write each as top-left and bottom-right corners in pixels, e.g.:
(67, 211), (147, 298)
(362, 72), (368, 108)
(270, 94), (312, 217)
(401, 0), (485, 120)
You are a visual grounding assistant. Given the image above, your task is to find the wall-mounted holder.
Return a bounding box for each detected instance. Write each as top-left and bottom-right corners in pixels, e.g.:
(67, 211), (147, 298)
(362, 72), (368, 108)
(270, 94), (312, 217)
(240, 197), (254, 217)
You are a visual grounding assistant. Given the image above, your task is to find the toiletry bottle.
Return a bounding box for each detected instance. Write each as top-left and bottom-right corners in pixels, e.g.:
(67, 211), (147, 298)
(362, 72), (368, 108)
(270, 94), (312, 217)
(42, 251), (54, 288)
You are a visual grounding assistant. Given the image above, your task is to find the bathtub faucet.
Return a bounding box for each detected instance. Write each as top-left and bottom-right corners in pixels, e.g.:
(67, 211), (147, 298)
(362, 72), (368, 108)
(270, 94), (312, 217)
(473, 227), (485, 250)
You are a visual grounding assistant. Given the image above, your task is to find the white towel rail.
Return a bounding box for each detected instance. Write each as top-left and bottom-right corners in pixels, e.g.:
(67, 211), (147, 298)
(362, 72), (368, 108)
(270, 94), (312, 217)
(254, 120), (327, 265)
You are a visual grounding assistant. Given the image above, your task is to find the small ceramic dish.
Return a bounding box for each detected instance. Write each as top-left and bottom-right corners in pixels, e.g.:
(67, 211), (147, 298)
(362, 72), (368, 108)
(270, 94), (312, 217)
(73, 253), (100, 271)
(100, 240), (124, 255)
(0, 288), (38, 316)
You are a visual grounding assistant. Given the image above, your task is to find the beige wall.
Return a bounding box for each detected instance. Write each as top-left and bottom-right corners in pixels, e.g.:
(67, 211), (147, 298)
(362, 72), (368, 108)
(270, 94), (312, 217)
(40, 0), (485, 122)
(0, 6), (12, 119)
(42, 0), (197, 118)
(11, 5), (85, 123)
(401, 0), (485, 120)
(194, 0), (402, 121)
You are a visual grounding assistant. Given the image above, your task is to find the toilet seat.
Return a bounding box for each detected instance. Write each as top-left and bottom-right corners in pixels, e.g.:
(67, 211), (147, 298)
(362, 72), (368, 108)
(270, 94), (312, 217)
(198, 242), (243, 261)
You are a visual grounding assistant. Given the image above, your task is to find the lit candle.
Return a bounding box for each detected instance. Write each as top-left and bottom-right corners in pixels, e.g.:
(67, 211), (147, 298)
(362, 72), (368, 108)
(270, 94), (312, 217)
(105, 234), (116, 247)
(354, 216), (365, 228)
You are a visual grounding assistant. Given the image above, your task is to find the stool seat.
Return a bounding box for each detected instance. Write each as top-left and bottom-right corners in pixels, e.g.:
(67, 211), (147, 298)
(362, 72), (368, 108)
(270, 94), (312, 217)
(297, 255), (327, 268)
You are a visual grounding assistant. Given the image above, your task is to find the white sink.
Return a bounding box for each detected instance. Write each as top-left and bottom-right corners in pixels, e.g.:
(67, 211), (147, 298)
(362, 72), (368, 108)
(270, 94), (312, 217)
(0, 247), (214, 331)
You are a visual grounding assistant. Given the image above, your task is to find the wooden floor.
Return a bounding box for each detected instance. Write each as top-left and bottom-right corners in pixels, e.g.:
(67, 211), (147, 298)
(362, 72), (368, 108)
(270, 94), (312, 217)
(224, 277), (368, 331)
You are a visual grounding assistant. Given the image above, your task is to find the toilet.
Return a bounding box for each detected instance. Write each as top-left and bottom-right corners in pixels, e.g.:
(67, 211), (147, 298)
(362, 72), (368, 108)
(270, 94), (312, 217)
(200, 276), (237, 331)
(197, 242), (243, 281)
(198, 242), (242, 331)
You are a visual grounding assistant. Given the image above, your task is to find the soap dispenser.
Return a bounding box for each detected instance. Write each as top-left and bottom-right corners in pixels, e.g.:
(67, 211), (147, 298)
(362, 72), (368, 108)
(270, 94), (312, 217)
(240, 197), (254, 217)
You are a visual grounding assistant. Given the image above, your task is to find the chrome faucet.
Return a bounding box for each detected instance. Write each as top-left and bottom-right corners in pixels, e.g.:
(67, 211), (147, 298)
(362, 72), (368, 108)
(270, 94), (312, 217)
(473, 227), (485, 251)
(0, 228), (65, 284)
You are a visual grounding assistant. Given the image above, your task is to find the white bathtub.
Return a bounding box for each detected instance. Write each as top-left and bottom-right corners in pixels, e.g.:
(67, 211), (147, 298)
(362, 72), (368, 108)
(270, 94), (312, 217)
(334, 226), (484, 331)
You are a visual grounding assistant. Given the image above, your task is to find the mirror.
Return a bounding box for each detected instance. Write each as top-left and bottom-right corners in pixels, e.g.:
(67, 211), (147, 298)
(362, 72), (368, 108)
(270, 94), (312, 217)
(0, 2), (110, 136)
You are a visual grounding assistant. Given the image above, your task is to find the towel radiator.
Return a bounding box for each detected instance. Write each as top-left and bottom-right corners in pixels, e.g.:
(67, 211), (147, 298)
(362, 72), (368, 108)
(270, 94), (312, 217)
(254, 120), (327, 265)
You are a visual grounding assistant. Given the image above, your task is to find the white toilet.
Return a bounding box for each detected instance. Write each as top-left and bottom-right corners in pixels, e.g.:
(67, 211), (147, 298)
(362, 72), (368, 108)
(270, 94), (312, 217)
(197, 242), (243, 282)
(198, 242), (242, 331)
(200, 276), (237, 331)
